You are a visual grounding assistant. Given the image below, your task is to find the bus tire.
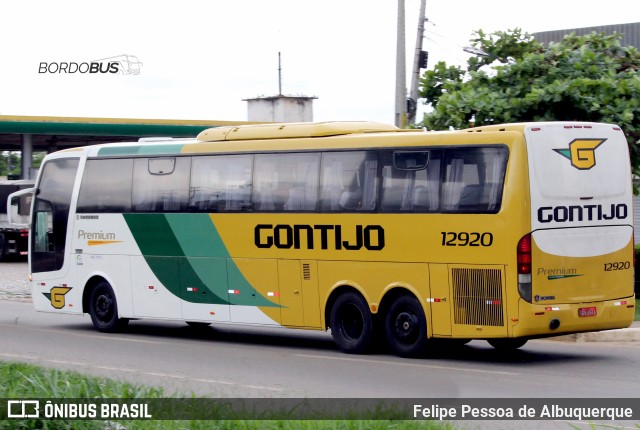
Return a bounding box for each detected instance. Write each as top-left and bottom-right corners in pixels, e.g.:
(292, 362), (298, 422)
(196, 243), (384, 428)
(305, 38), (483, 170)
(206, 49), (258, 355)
(329, 291), (374, 354)
(487, 338), (527, 350)
(385, 295), (428, 357)
(0, 234), (6, 261)
(89, 281), (128, 332)
(186, 321), (211, 328)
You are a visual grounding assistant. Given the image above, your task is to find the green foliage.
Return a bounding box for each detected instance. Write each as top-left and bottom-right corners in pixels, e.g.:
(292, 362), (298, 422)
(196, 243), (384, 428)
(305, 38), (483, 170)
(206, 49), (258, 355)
(466, 28), (544, 72)
(0, 361), (451, 430)
(0, 151), (45, 178)
(420, 29), (640, 172)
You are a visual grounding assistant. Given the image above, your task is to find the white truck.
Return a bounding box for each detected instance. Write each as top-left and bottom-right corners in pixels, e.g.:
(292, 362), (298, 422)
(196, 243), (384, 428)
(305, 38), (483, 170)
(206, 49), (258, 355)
(0, 179), (33, 260)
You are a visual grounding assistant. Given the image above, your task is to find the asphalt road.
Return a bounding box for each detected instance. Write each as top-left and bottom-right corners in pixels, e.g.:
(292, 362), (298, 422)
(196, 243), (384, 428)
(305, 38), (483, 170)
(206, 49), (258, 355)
(1, 261), (639, 429)
(1, 300), (640, 400)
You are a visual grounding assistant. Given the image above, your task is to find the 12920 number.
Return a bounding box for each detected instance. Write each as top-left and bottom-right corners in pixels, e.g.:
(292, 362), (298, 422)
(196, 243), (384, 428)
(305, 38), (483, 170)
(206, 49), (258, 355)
(603, 261), (631, 271)
(441, 232), (494, 247)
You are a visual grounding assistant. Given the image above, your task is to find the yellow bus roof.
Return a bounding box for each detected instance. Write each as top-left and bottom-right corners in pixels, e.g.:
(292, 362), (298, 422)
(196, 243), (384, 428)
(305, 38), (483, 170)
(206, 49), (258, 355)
(196, 121), (406, 142)
(79, 121), (527, 158)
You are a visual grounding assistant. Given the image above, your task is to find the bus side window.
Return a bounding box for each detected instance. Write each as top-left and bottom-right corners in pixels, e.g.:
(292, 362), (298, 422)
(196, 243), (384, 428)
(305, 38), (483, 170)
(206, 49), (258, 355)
(442, 147), (508, 213)
(77, 159), (133, 213)
(253, 153), (320, 212)
(442, 158), (466, 211)
(132, 157), (190, 212)
(189, 155), (253, 212)
(319, 151), (378, 212)
(381, 150), (441, 212)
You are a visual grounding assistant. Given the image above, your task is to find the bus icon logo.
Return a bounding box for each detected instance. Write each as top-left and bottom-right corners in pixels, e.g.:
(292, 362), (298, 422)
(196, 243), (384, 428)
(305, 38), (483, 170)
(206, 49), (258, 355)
(553, 138), (606, 170)
(92, 54), (143, 75)
(7, 400), (40, 418)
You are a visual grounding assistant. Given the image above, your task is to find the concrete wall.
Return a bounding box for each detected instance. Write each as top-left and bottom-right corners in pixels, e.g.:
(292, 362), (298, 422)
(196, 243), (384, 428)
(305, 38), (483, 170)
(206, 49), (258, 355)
(246, 96), (315, 122)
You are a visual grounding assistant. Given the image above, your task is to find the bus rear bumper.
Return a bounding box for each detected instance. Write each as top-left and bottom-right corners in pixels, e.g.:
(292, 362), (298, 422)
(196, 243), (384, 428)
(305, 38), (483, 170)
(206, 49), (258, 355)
(512, 296), (635, 338)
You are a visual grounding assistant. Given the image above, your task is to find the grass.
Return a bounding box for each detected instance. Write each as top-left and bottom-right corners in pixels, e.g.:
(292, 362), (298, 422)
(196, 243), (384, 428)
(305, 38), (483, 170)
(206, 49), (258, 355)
(0, 361), (454, 430)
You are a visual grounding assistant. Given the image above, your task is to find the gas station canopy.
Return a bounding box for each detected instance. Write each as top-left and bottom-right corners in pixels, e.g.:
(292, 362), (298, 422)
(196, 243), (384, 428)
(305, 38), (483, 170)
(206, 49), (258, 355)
(0, 115), (256, 179)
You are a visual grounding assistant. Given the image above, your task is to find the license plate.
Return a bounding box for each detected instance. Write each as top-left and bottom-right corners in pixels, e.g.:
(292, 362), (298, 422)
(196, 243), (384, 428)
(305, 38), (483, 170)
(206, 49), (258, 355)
(578, 307), (597, 317)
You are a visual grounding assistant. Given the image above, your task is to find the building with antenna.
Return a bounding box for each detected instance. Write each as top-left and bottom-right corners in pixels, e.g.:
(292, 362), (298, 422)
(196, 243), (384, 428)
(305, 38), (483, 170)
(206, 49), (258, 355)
(243, 52), (317, 123)
(243, 94), (317, 123)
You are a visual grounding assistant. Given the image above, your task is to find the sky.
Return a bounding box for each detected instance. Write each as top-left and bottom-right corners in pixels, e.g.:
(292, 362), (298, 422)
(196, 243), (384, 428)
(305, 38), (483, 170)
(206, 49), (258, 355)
(2, 0), (640, 125)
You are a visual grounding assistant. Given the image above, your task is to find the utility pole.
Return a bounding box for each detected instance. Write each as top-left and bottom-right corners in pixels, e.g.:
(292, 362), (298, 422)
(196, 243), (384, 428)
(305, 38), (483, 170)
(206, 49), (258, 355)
(278, 52), (283, 96)
(394, 0), (406, 128)
(408, 0), (427, 126)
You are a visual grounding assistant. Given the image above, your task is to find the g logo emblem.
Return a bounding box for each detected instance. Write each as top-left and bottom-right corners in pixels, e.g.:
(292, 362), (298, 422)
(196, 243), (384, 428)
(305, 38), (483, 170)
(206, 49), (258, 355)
(553, 138), (606, 170)
(43, 286), (72, 309)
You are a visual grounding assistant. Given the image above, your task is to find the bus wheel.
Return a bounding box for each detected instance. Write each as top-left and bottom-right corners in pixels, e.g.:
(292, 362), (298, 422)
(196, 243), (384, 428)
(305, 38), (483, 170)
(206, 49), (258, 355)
(487, 338), (527, 350)
(329, 291), (373, 354)
(0, 234), (6, 261)
(186, 321), (211, 328)
(385, 295), (427, 357)
(89, 281), (128, 333)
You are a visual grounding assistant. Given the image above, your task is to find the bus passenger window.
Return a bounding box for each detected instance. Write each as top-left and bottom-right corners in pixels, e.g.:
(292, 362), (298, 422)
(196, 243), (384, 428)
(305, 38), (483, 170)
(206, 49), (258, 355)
(381, 150), (441, 212)
(319, 151), (378, 211)
(253, 153), (319, 212)
(77, 159), (133, 213)
(190, 155), (253, 212)
(132, 157), (190, 212)
(442, 147), (508, 213)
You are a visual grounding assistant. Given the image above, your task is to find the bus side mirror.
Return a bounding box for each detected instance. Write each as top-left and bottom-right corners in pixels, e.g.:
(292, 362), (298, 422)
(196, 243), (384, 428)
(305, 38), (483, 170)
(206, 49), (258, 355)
(7, 187), (34, 228)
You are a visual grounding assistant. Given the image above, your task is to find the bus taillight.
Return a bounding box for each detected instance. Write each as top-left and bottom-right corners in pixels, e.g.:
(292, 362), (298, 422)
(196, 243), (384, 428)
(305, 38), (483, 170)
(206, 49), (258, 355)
(517, 233), (532, 303)
(517, 233), (531, 273)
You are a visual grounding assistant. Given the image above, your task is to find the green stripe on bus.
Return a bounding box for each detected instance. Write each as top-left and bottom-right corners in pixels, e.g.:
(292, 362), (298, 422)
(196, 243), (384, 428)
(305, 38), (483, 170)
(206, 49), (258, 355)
(124, 213), (279, 307)
(98, 143), (185, 157)
(124, 213), (184, 257)
(165, 214), (279, 307)
(165, 213), (229, 258)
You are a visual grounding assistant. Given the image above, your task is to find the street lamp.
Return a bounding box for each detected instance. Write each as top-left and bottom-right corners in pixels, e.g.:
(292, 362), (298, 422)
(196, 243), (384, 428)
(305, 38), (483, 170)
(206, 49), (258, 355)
(463, 46), (515, 64)
(462, 46), (492, 57)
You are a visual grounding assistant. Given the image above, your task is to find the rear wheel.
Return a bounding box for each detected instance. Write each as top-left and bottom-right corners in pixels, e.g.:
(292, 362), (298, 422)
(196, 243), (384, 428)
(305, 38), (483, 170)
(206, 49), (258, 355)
(186, 321), (211, 328)
(385, 295), (428, 357)
(329, 291), (374, 354)
(487, 338), (527, 350)
(89, 281), (128, 332)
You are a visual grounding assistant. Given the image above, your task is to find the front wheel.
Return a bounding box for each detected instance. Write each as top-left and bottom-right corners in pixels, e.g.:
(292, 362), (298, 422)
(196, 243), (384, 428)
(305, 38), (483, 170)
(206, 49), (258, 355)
(385, 295), (428, 357)
(487, 338), (527, 350)
(0, 234), (7, 261)
(329, 291), (374, 354)
(89, 281), (128, 332)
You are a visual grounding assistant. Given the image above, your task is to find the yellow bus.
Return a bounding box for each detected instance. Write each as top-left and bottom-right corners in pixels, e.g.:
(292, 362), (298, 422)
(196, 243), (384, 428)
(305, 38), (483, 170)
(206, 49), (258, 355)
(9, 121), (636, 357)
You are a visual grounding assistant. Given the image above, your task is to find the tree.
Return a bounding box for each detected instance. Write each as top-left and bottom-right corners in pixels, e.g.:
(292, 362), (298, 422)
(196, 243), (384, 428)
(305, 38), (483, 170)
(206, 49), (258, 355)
(0, 151), (46, 179)
(420, 29), (640, 171)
